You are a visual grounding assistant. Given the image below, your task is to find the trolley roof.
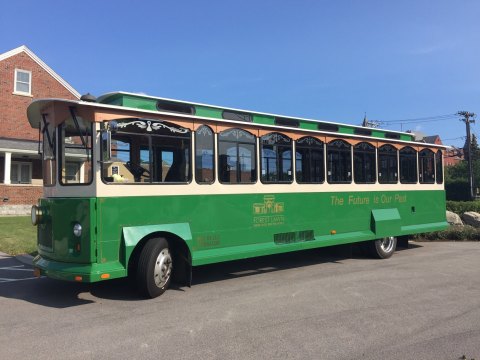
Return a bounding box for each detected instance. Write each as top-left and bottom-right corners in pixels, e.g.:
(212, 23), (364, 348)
(27, 92), (447, 148)
(97, 91), (415, 142)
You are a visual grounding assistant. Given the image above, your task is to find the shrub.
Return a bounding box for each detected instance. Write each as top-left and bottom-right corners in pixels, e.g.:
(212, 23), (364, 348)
(414, 225), (480, 241)
(446, 200), (480, 215)
(445, 180), (470, 201)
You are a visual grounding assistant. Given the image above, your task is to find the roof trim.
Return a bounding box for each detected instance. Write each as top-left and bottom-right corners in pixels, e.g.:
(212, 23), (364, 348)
(0, 45), (80, 99)
(98, 91), (413, 136)
(27, 98), (448, 149)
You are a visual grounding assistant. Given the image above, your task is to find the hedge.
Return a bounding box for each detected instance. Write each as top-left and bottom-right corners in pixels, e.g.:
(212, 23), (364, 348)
(445, 180), (470, 201)
(446, 200), (480, 215)
(413, 225), (480, 241)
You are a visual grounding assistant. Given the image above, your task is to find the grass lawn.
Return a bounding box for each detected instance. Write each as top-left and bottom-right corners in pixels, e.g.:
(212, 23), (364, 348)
(0, 216), (37, 256)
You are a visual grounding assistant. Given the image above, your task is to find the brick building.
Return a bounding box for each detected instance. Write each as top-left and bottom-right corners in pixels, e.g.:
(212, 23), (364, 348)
(422, 134), (463, 166)
(0, 45), (80, 213)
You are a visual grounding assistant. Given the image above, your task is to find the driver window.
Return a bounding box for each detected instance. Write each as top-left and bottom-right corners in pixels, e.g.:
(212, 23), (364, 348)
(102, 118), (191, 184)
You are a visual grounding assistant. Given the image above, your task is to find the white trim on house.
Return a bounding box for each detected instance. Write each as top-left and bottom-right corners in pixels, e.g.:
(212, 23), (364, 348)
(0, 45), (80, 99)
(3, 152), (11, 185)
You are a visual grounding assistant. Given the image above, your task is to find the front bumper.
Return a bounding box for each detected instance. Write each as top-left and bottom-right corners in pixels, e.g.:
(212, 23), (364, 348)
(33, 255), (127, 283)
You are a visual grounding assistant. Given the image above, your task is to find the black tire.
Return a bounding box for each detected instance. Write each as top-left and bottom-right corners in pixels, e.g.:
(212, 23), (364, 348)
(136, 237), (173, 298)
(366, 236), (397, 259)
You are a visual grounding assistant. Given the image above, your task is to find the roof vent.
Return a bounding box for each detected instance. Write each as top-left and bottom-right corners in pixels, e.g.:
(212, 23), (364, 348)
(80, 93), (97, 102)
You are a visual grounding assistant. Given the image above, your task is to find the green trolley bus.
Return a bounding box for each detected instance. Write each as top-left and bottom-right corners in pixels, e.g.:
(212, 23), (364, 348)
(27, 92), (448, 298)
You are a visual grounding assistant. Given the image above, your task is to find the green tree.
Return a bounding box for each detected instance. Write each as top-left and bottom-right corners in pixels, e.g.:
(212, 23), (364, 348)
(463, 133), (480, 164)
(446, 134), (480, 200)
(445, 160), (467, 182)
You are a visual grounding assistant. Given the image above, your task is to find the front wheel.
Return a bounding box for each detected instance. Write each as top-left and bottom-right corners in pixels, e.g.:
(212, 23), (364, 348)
(366, 236), (397, 259)
(137, 238), (173, 298)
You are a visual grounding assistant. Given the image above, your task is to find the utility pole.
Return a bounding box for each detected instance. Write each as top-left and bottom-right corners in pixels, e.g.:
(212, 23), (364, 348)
(458, 111), (476, 200)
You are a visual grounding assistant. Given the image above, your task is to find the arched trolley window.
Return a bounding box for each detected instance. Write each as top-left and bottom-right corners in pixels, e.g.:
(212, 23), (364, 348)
(327, 139), (352, 184)
(295, 136), (324, 183)
(400, 146), (418, 184)
(378, 144), (398, 184)
(195, 125), (215, 184)
(218, 128), (256, 184)
(260, 132), (293, 183)
(354, 142), (376, 184)
(436, 150), (443, 184)
(419, 149), (435, 184)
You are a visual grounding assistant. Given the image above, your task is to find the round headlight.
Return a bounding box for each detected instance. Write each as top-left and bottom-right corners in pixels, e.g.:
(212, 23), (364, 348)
(31, 205), (43, 226)
(73, 223), (82, 237)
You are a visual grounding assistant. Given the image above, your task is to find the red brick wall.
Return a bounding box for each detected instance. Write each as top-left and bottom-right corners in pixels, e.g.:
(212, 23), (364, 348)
(0, 184), (42, 205)
(0, 51), (78, 141)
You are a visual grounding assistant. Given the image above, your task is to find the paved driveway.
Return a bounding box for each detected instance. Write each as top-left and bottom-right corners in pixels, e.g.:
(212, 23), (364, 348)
(0, 242), (479, 360)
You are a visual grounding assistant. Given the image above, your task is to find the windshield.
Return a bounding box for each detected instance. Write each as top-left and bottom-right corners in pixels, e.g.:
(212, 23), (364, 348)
(59, 116), (93, 185)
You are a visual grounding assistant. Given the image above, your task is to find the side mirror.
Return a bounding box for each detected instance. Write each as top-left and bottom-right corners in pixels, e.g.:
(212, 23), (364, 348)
(101, 121), (114, 162)
(101, 121), (119, 162)
(101, 127), (112, 162)
(109, 120), (118, 133)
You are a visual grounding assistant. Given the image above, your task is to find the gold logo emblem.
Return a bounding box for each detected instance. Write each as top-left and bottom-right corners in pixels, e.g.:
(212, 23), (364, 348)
(253, 195), (285, 227)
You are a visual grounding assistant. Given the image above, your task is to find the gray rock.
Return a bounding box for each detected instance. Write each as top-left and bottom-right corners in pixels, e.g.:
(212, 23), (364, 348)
(446, 210), (463, 226)
(461, 211), (480, 228)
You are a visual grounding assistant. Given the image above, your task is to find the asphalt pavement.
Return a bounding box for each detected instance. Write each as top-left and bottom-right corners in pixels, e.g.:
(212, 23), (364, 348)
(0, 242), (479, 360)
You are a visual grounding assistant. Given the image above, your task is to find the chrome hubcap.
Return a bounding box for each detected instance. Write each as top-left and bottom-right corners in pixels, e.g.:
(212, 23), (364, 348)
(379, 236), (395, 253)
(154, 248), (172, 288)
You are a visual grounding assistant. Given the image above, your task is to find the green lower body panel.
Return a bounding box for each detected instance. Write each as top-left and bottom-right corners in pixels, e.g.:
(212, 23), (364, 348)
(35, 189), (447, 282)
(191, 221), (448, 266)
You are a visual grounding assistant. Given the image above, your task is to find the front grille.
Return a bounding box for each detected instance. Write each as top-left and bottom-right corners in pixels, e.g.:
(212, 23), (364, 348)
(38, 221), (53, 251)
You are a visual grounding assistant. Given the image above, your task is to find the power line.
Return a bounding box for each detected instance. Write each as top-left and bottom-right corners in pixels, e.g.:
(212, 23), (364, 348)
(380, 116), (458, 125)
(379, 113), (458, 123)
(366, 114), (459, 130)
(385, 118), (457, 125)
(443, 136), (465, 141)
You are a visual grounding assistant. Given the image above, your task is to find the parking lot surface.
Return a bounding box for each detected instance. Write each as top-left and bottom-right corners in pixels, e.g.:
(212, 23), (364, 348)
(0, 242), (479, 360)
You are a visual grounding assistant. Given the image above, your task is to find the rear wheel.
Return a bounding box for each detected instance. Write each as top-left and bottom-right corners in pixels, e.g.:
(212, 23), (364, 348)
(367, 236), (397, 259)
(137, 237), (173, 298)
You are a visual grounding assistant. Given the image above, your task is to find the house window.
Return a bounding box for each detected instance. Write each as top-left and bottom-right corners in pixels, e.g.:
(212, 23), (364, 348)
(65, 162), (81, 182)
(11, 162), (32, 184)
(14, 69), (32, 95)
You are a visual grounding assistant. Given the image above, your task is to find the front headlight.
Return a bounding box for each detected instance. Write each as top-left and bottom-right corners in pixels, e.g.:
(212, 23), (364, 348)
(31, 205), (44, 226)
(73, 223), (82, 237)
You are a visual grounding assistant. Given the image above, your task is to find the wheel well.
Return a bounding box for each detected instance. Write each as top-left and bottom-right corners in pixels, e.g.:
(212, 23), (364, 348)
(128, 231), (192, 286)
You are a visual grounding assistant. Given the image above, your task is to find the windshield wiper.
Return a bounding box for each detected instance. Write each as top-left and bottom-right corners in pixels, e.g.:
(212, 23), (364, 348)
(41, 114), (54, 149)
(69, 107), (87, 148)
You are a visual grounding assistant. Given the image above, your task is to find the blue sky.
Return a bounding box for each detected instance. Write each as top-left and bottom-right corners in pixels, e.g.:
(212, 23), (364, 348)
(2, 0), (479, 147)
